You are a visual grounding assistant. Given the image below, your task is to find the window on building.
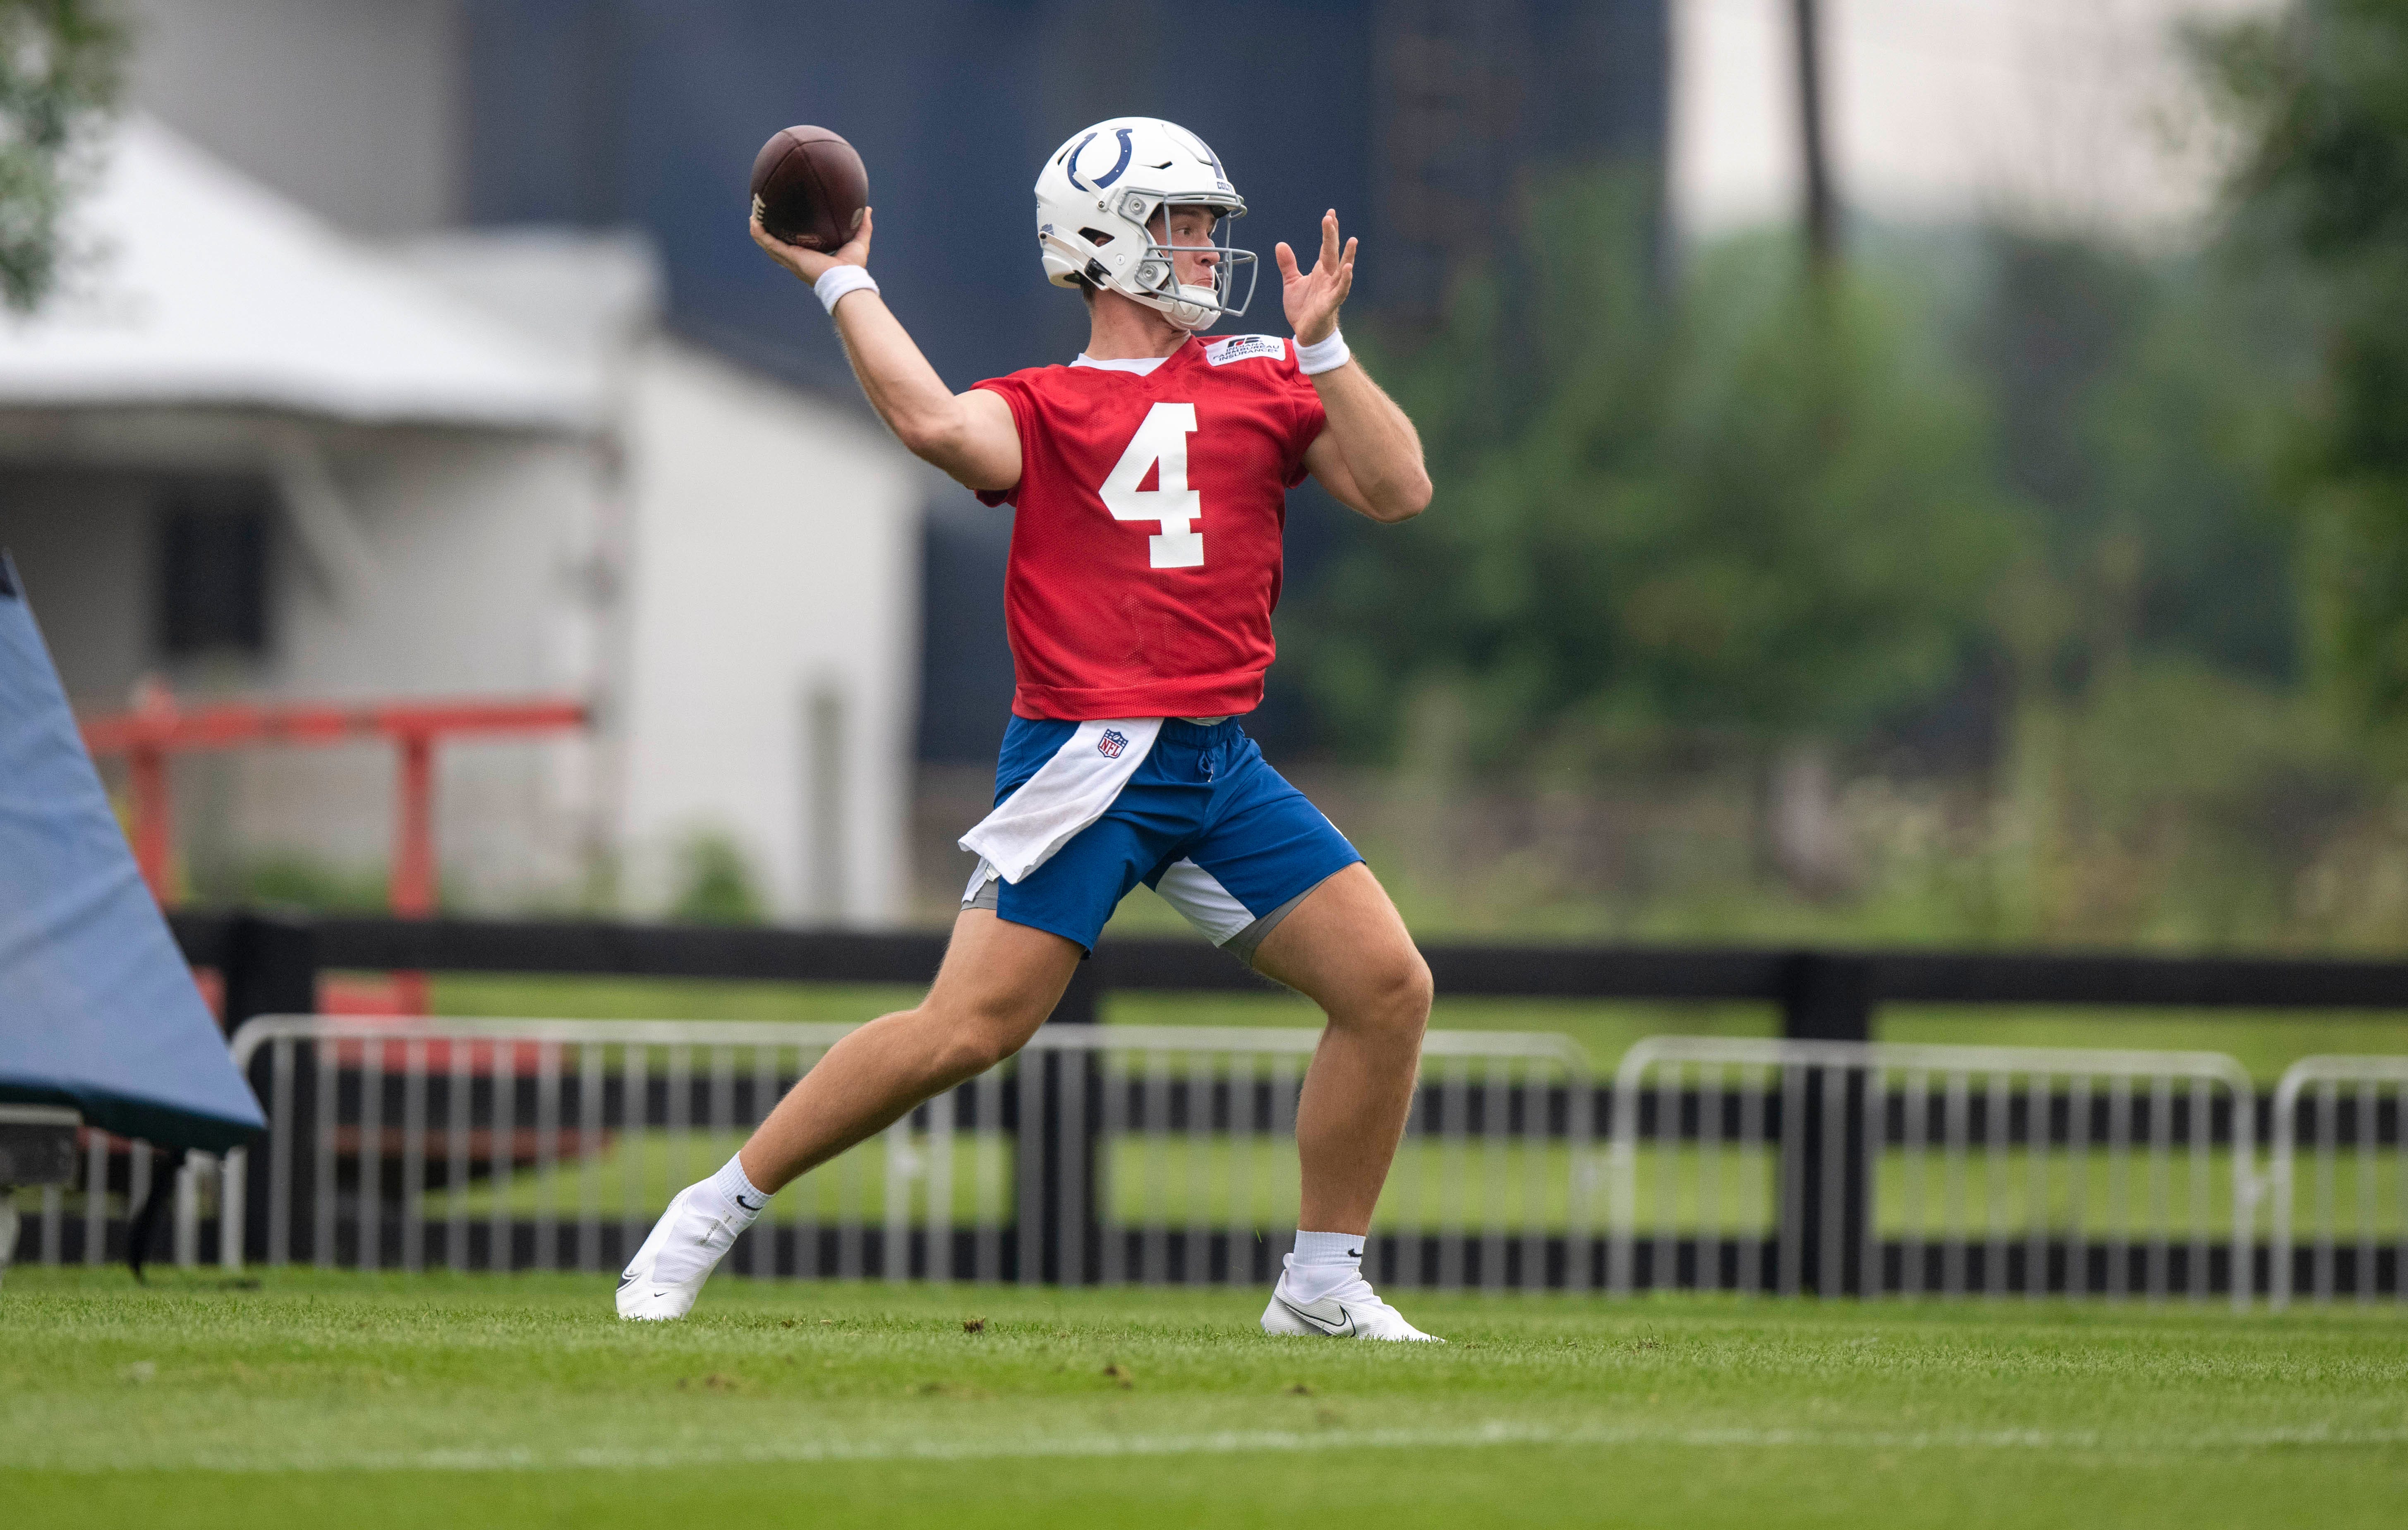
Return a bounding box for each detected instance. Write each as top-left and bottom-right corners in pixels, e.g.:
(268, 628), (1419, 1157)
(156, 479), (273, 658)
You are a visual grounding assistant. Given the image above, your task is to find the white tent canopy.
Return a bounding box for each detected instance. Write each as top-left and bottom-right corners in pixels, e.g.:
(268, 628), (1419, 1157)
(0, 118), (599, 431)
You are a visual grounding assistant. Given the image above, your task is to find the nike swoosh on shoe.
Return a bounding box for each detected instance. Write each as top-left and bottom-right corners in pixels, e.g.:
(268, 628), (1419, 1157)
(1275, 1295), (1356, 1337)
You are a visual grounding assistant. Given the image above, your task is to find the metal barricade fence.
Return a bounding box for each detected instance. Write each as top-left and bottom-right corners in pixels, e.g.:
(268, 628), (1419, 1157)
(203, 1016), (1596, 1289)
(4, 1130), (232, 1271)
(2271, 1056), (2408, 1307)
(221, 1018), (908, 1278)
(1081, 1025), (1594, 1290)
(1608, 1037), (2263, 1307)
(12, 1017), (2372, 1304)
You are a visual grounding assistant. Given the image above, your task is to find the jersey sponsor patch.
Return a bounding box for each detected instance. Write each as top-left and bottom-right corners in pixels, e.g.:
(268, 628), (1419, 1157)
(1204, 334), (1287, 367)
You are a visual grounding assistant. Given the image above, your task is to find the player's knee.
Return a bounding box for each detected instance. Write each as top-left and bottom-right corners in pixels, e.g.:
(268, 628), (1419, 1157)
(927, 1028), (1010, 1085)
(923, 1000), (1042, 1082)
(1347, 947), (1433, 1041)
(1392, 950), (1436, 1026)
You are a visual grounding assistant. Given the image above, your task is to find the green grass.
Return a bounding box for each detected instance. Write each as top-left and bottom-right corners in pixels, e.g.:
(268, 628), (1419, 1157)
(4, 1269), (2404, 1528)
(423, 976), (926, 1027)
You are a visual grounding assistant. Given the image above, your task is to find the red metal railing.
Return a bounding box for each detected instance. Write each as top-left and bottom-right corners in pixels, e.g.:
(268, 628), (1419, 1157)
(81, 681), (587, 1011)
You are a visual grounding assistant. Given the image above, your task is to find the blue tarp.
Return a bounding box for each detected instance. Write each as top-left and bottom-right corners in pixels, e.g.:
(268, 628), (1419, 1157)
(0, 552), (266, 1152)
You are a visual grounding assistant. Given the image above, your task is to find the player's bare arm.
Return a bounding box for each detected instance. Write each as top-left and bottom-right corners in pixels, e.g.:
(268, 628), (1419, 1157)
(750, 210), (1021, 492)
(1282, 211), (1433, 524)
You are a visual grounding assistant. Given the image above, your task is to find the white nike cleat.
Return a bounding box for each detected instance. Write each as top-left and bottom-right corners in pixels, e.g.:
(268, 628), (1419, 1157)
(616, 1181), (752, 1320)
(1260, 1274), (1444, 1343)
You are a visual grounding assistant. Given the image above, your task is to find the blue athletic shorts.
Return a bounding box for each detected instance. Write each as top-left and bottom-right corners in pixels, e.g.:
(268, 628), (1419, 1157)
(961, 716), (1363, 960)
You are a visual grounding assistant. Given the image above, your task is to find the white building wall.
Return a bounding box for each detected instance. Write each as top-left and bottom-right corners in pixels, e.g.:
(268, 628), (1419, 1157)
(269, 427), (602, 697)
(618, 340), (924, 925)
(242, 424), (609, 902)
(0, 411), (611, 909)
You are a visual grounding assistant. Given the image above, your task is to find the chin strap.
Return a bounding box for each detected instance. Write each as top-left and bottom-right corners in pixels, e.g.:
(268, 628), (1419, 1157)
(1157, 279), (1225, 331)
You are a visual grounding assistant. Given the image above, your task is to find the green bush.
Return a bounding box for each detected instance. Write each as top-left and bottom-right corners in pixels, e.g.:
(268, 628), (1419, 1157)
(668, 830), (767, 926)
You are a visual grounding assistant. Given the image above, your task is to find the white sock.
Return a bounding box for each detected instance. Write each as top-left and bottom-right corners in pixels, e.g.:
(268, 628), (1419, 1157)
(1282, 1229), (1366, 1302)
(709, 1153), (769, 1224)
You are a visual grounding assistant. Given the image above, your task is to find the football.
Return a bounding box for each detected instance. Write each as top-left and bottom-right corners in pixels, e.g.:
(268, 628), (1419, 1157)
(749, 125), (868, 251)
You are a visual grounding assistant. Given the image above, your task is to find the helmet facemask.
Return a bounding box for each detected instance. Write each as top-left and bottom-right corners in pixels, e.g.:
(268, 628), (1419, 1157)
(1113, 193), (1256, 330)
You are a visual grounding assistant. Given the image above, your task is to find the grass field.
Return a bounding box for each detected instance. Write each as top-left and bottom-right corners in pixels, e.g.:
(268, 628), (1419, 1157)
(4, 1268), (2404, 1528)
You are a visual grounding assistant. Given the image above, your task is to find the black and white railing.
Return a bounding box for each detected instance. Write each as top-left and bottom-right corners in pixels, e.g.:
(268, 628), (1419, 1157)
(7, 1010), (2401, 1305)
(199, 1016), (1595, 1291)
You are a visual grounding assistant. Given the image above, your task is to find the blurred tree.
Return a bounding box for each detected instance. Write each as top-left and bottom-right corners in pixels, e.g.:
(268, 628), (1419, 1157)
(1964, 231), (2303, 693)
(1295, 175), (2018, 790)
(2199, 0), (2408, 732)
(0, 0), (124, 312)
(1924, 214), (2327, 946)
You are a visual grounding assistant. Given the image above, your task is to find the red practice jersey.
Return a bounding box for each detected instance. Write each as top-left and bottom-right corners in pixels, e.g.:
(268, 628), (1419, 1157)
(973, 333), (1327, 719)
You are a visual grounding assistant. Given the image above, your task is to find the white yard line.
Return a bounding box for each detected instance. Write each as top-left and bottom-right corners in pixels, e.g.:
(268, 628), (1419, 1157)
(36, 1420), (2408, 1475)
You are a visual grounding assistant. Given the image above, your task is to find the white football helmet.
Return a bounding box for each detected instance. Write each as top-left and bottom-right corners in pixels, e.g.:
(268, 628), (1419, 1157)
(1033, 117), (1256, 331)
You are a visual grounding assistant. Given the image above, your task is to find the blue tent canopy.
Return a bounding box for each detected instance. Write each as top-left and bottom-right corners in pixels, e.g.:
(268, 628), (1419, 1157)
(0, 553), (266, 1152)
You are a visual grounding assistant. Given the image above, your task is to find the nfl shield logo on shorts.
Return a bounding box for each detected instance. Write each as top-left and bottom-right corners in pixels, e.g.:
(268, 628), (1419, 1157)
(1097, 729), (1129, 759)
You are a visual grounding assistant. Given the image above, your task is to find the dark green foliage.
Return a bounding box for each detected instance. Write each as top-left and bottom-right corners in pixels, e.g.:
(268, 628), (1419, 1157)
(1972, 235), (2152, 524)
(2198, 0), (2408, 728)
(1268, 163), (2375, 941)
(1287, 168), (2312, 806)
(1293, 175), (2017, 766)
(1967, 229), (2304, 692)
(668, 830), (767, 926)
(0, 0), (125, 312)
(215, 854), (398, 915)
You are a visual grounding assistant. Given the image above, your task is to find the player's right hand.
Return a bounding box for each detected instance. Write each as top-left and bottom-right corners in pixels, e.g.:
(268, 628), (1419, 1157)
(751, 207), (873, 285)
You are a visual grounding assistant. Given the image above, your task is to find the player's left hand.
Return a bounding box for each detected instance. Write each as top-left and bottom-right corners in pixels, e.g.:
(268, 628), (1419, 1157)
(1276, 209), (1355, 346)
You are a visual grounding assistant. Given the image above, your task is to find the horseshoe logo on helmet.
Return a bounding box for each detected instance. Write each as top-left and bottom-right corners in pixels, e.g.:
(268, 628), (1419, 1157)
(1068, 127), (1136, 192)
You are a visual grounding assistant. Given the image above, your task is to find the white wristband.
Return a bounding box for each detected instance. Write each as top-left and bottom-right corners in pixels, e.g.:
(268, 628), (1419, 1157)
(814, 265), (879, 315)
(1294, 330), (1351, 376)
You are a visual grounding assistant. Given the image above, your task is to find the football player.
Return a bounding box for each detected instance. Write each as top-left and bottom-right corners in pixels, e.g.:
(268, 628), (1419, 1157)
(620, 118), (1439, 1341)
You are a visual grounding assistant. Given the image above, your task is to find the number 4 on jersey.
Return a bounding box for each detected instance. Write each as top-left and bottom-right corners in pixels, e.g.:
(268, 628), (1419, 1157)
(1099, 402), (1203, 569)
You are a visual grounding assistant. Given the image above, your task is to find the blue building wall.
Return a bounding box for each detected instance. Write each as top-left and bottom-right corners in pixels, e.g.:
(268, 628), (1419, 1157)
(462, 0), (1667, 758)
